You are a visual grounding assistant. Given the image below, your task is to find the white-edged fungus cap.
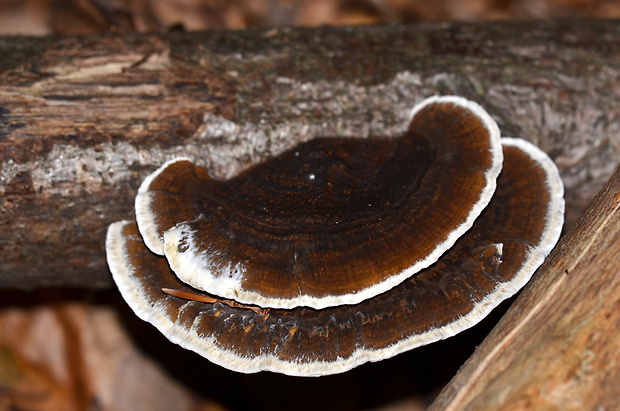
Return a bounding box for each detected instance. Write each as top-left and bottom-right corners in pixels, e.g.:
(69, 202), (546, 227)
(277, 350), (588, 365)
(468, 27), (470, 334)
(106, 128), (564, 376)
(133, 96), (503, 309)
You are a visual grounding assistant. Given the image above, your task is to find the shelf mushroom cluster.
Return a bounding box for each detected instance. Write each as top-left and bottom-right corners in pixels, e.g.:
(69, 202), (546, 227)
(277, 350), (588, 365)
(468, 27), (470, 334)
(106, 95), (565, 377)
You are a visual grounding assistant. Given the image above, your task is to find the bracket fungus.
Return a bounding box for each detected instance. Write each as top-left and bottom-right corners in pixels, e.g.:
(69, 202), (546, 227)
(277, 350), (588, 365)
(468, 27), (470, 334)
(106, 95), (564, 377)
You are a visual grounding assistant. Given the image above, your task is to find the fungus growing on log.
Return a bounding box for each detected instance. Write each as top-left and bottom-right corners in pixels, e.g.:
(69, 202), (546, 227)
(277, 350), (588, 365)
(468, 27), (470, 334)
(133, 96), (503, 309)
(106, 96), (564, 376)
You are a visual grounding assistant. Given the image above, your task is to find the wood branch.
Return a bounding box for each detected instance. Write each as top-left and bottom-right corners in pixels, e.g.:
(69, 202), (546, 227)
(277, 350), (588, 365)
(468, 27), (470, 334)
(1, 20), (620, 289)
(430, 164), (620, 410)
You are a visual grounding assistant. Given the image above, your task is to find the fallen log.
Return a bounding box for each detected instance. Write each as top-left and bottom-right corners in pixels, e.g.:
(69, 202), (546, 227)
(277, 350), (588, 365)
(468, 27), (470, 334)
(1, 20), (619, 289)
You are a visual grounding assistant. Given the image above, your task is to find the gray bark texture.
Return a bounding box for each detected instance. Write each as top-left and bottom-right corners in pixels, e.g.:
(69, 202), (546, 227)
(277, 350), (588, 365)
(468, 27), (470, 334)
(1, 20), (620, 289)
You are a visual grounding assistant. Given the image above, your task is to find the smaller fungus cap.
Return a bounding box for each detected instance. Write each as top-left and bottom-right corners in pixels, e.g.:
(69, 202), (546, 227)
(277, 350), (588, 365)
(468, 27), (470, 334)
(106, 137), (564, 376)
(134, 96), (503, 309)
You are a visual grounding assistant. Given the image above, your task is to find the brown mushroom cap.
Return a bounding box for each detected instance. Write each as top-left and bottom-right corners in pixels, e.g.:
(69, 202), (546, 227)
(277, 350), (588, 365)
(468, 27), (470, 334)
(106, 137), (564, 376)
(134, 96), (503, 309)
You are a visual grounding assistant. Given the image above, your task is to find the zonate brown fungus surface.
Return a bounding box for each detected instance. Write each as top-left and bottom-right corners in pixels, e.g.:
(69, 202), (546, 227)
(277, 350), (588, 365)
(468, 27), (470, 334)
(106, 135), (564, 376)
(134, 96), (503, 309)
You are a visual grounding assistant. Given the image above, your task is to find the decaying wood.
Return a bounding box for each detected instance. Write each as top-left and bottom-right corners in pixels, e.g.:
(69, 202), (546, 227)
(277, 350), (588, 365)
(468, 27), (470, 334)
(430, 164), (620, 410)
(1, 20), (620, 288)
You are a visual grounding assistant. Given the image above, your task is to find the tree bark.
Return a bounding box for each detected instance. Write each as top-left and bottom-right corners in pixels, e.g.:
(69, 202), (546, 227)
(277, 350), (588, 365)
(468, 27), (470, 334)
(429, 163), (620, 410)
(1, 20), (620, 289)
